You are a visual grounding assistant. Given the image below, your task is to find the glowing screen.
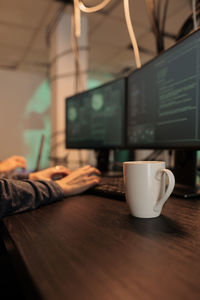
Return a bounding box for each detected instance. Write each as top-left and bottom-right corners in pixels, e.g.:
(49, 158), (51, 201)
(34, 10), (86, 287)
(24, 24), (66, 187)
(127, 29), (200, 148)
(66, 78), (125, 149)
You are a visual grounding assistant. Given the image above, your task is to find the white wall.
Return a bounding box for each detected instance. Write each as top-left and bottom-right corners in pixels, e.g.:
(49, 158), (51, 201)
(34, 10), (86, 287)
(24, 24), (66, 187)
(0, 69), (49, 169)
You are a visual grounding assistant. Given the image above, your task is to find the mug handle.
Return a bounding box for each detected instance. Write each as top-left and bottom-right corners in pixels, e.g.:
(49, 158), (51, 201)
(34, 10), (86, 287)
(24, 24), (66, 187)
(154, 169), (175, 213)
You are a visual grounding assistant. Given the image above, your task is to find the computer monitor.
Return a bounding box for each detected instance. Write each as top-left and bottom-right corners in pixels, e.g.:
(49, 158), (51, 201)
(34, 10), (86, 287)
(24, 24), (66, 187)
(65, 77), (126, 171)
(127, 29), (200, 198)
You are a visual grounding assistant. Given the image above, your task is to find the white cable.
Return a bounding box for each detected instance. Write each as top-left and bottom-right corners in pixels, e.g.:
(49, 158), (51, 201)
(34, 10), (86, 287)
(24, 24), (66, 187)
(79, 0), (112, 13)
(123, 0), (141, 68)
(74, 0), (81, 37)
(76, 0), (141, 69)
(71, 15), (85, 92)
(192, 0), (197, 30)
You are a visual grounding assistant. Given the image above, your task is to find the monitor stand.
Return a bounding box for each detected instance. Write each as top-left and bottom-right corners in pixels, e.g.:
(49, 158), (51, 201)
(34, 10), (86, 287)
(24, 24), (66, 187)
(95, 149), (110, 173)
(172, 150), (200, 199)
(95, 149), (123, 176)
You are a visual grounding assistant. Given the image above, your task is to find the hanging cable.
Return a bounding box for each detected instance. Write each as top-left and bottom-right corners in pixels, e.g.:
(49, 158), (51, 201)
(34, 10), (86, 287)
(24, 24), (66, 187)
(74, 0), (141, 68)
(192, 0), (197, 30)
(79, 0), (112, 13)
(145, 0), (168, 53)
(123, 0), (141, 68)
(71, 15), (85, 92)
(74, 0), (112, 35)
(145, 0), (157, 37)
(74, 0), (81, 37)
(161, 0), (169, 34)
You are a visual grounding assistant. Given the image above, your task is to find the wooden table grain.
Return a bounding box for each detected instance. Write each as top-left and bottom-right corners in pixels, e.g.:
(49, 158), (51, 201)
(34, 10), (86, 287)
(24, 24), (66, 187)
(1, 194), (200, 300)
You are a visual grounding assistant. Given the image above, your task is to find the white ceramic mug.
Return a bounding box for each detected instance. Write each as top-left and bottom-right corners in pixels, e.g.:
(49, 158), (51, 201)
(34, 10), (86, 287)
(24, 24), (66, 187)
(123, 161), (175, 218)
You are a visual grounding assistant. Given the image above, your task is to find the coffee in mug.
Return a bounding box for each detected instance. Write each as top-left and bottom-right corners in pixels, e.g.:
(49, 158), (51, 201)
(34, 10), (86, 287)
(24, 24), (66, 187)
(123, 161), (175, 218)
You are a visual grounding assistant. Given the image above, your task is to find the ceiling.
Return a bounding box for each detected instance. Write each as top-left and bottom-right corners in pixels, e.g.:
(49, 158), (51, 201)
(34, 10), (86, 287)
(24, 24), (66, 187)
(0, 0), (194, 83)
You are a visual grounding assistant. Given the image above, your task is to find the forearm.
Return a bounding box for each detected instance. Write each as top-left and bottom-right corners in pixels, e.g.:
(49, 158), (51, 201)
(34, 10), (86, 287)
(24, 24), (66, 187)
(0, 170), (29, 180)
(0, 179), (64, 219)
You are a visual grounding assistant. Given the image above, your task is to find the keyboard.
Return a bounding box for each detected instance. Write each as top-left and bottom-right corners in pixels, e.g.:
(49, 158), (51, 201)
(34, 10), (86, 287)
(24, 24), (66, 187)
(89, 176), (126, 200)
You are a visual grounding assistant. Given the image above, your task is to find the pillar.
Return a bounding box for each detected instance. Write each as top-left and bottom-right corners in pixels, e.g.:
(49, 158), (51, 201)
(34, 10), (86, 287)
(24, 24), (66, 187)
(49, 8), (88, 168)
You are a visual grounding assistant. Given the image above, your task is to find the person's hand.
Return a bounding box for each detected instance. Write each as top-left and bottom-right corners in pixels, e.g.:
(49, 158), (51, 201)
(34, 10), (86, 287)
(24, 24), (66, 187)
(0, 155), (27, 172)
(29, 165), (71, 181)
(56, 165), (101, 197)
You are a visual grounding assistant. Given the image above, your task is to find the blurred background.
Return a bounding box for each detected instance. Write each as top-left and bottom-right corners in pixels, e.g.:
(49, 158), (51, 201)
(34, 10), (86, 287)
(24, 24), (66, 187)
(0, 0), (197, 170)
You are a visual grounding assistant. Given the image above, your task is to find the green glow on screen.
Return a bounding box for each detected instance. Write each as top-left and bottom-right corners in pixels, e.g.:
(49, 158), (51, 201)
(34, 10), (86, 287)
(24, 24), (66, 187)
(22, 80), (50, 171)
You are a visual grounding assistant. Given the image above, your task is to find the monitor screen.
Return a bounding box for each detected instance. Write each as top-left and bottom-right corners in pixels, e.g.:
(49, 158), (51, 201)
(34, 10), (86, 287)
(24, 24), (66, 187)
(127, 29), (200, 149)
(65, 78), (126, 149)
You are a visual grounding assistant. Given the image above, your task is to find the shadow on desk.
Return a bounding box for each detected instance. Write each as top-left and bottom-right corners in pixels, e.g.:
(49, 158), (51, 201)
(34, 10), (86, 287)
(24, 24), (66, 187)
(88, 195), (188, 239)
(125, 214), (187, 238)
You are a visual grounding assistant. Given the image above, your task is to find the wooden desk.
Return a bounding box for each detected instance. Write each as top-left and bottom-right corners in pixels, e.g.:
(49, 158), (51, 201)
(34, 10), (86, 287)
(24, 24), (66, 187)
(1, 194), (200, 300)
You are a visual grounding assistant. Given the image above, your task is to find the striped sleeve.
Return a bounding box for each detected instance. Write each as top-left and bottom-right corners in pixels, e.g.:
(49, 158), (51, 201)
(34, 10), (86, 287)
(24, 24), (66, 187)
(0, 179), (64, 219)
